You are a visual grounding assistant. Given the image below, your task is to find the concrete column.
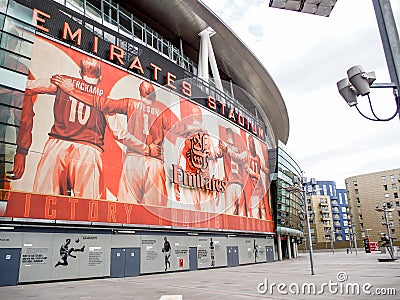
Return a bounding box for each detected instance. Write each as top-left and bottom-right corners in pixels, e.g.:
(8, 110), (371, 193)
(277, 234), (282, 261)
(287, 236), (292, 259)
(206, 34), (223, 92)
(198, 31), (209, 80)
(293, 241), (298, 258)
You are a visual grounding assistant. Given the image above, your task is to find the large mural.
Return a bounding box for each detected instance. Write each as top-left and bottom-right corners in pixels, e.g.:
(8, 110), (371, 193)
(0, 0), (273, 233)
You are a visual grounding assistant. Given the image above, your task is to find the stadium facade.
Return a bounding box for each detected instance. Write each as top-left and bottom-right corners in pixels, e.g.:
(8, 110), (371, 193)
(0, 0), (296, 285)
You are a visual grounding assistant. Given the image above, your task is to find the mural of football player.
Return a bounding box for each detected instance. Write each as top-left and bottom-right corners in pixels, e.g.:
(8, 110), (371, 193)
(246, 135), (270, 219)
(217, 127), (248, 216)
(51, 75), (177, 206)
(11, 57), (136, 199)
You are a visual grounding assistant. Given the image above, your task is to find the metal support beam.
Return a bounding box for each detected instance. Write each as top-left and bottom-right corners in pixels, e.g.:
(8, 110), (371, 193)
(372, 0), (400, 92)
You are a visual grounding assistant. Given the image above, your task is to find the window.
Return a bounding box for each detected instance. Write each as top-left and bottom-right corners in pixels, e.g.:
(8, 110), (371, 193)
(66, 0), (84, 14)
(392, 183), (397, 190)
(357, 197), (360, 203)
(395, 193), (398, 199)
(355, 189), (359, 194)
(396, 201), (400, 207)
(353, 180), (358, 186)
(390, 174), (395, 181)
(382, 176), (387, 183)
(103, 1), (118, 27)
(86, 0), (102, 23)
(384, 185), (388, 191)
(385, 193), (390, 199)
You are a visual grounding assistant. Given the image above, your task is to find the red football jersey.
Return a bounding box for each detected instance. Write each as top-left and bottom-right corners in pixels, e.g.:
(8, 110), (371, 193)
(49, 76), (107, 150)
(248, 153), (264, 196)
(84, 95), (172, 160)
(128, 100), (171, 158)
(222, 144), (247, 184)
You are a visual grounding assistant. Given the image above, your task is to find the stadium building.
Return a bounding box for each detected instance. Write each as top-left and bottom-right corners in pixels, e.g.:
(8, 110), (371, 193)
(0, 0), (294, 285)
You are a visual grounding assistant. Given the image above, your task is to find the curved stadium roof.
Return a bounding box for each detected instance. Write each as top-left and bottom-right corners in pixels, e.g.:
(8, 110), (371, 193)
(121, 0), (289, 145)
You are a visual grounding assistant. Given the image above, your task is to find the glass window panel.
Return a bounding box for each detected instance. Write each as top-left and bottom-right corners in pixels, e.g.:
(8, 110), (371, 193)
(86, 0), (102, 23)
(0, 50), (30, 74)
(0, 0), (8, 13)
(4, 17), (35, 42)
(0, 13), (5, 29)
(146, 31), (152, 47)
(66, 0), (84, 14)
(7, 0), (33, 25)
(103, 31), (115, 44)
(153, 35), (157, 50)
(1, 32), (33, 58)
(0, 87), (25, 148)
(133, 22), (142, 39)
(119, 12), (132, 36)
(104, 2), (117, 26)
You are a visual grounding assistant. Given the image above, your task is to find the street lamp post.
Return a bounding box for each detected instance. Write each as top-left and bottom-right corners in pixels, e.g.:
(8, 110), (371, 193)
(302, 177), (316, 275)
(375, 203), (397, 260)
(352, 225), (358, 255)
(287, 176), (316, 275)
(348, 231), (353, 254)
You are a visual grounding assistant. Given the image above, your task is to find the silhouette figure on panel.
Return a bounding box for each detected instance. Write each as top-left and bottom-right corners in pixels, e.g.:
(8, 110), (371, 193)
(55, 238), (85, 267)
(162, 237), (171, 271)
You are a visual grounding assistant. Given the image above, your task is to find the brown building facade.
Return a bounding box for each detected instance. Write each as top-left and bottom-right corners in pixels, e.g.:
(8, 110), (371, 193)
(345, 168), (400, 246)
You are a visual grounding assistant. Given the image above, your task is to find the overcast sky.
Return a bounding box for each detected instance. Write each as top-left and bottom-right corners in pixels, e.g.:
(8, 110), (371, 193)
(202, 0), (400, 188)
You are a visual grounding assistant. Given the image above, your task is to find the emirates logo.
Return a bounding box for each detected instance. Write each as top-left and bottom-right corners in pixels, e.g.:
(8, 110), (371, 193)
(187, 132), (210, 172)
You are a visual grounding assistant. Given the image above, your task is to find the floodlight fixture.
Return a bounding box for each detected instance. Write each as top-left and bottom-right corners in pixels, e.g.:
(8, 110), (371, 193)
(337, 78), (359, 107)
(337, 65), (400, 121)
(347, 65), (376, 96)
(269, 0), (338, 17)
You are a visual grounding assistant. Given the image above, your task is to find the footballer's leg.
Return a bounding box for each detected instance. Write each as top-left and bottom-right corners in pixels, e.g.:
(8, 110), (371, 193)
(118, 154), (143, 203)
(33, 138), (67, 195)
(70, 143), (103, 199)
(143, 157), (167, 206)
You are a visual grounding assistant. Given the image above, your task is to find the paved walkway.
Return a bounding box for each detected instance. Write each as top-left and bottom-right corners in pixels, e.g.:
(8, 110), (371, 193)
(1, 251), (399, 300)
